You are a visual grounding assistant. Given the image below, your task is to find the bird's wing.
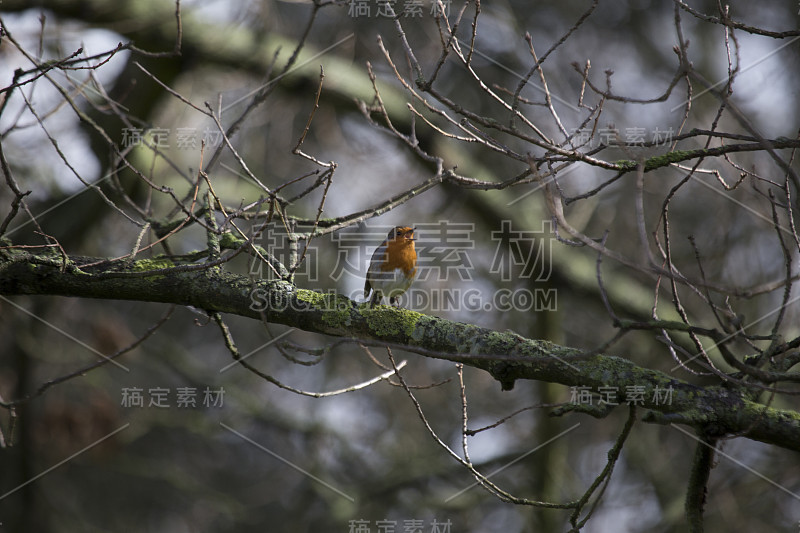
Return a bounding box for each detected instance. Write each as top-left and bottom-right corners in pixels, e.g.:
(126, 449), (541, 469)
(364, 241), (388, 297)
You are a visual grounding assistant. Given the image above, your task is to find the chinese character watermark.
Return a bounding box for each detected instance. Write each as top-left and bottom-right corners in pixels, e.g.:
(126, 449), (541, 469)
(246, 220), (558, 313)
(347, 518), (452, 533)
(120, 386), (225, 408)
(347, 0), (450, 18)
(569, 385), (673, 406)
(569, 126), (674, 148)
(119, 127), (226, 150)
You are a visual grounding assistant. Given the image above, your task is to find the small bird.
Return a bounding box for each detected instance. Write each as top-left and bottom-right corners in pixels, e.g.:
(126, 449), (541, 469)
(364, 226), (418, 307)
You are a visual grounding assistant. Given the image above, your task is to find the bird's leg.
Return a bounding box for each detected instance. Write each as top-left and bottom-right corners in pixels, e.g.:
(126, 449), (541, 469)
(370, 291), (381, 308)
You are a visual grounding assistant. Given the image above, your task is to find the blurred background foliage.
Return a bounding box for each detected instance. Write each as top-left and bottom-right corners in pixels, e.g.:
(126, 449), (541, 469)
(1, 0), (799, 531)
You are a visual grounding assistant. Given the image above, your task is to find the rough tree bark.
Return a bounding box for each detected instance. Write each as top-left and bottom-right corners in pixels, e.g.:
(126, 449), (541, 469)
(2, 248), (798, 452)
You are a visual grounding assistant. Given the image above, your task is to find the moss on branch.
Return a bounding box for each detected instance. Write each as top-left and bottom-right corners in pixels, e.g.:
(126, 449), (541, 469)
(1, 249), (799, 452)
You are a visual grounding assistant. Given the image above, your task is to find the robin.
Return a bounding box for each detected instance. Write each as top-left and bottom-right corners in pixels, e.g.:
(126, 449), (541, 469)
(364, 226), (417, 307)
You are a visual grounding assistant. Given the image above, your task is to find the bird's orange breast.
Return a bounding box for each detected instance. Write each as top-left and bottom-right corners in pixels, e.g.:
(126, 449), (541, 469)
(382, 239), (417, 277)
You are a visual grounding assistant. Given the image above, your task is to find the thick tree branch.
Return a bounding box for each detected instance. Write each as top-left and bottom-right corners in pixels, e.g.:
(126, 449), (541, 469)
(685, 434), (717, 533)
(1, 250), (799, 452)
